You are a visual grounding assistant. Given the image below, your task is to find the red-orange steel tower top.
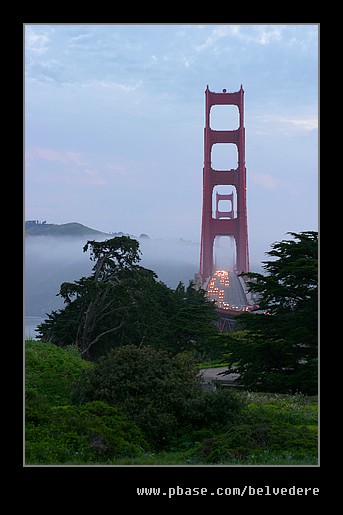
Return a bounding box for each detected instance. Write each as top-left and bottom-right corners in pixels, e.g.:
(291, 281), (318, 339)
(199, 85), (249, 282)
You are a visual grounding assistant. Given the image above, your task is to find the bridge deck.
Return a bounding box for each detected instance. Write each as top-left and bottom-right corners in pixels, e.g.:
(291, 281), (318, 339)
(205, 269), (249, 314)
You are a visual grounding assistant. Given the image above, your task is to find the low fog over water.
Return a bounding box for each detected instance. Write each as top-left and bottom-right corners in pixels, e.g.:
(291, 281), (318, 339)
(24, 230), (262, 342)
(24, 234), (200, 318)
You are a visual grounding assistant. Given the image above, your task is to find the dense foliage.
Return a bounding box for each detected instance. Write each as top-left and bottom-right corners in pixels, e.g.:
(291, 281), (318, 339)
(221, 231), (318, 394)
(26, 400), (149, 464)
(37, 236), (218, 361)
(195, 391), (318, 464)
(25, 340), (318, 465)
(25, 341), (92, 406)
(71, 344), (242, 449)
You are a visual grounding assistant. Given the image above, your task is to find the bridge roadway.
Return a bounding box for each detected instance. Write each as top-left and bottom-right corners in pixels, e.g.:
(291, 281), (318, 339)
(199, 367), (240, 388)
(205, 269), (249, 314)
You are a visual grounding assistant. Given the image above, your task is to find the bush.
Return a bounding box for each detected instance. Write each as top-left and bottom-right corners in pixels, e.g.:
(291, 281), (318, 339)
(180, 386), (245, 430)
(197, 392), (318, 464)
(25, 388), (51, 425)
(72, 345), (202, 448)
(71, 345), (245, 450)
(25, 340), (92, 406)
(25, 401), (149, 464)
(25, 342), (149, 465)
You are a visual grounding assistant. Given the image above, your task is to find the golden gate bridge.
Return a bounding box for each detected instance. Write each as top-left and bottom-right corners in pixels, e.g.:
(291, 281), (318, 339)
(196, 85), (257, 327)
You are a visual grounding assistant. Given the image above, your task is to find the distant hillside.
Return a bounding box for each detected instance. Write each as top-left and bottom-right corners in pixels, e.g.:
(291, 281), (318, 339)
(25, 221), (109, 238)
(24, 221), (199, 317)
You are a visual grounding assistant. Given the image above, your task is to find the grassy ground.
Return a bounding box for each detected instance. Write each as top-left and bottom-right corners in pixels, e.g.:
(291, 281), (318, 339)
(25, 340), (318, 466)
(107, 390), (318, 466)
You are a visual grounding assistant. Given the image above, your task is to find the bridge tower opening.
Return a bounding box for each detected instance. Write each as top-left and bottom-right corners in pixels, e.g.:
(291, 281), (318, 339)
(199, 85), (250, 282)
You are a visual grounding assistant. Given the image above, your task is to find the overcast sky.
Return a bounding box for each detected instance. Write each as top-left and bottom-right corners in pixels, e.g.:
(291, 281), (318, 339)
(24, 23), (318, 270)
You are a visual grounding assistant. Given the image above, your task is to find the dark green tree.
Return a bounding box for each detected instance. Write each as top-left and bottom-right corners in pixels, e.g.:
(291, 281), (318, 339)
(162, 281), (219, 358)
(222, 231), (318, 394)
(37, 236), (218, 360)
(38, 236), (145, 358)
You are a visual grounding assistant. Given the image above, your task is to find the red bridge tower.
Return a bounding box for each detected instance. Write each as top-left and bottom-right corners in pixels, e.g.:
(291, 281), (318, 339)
(199, 85), (249, 282)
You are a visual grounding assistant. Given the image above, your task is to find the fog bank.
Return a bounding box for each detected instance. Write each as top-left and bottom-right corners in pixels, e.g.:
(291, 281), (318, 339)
(24, 235), (200, 317)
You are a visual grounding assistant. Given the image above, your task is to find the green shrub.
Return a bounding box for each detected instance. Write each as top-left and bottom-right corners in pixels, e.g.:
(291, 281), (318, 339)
(25, 340), (92, 406)
(25, 401), (149, 465)
(197, 393), (318, 464)
(25, 388), (51, 425)
(180, 386), (245, 430)
(71, 345), (202, 448)
(71, 345), (246, 450)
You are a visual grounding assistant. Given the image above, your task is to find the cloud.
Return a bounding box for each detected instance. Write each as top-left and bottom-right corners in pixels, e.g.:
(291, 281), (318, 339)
(81, 79), (143, 94)
(25, 27), (50, 55)
(250, 172), (297, 195)
(25, 146), (108, 186)
(278, 117), (318, 131)
(25, 146), (153, 189)
(81, 168), (107, 186)
(253, 25), (283, 45)
(195, 24), (284, 52)
(27, 147), (85, 166)
(251, 172), (279, 191)
(195, 26), (231, 51)
(252, 114), (318, 135)
(70, 33), (92, 42)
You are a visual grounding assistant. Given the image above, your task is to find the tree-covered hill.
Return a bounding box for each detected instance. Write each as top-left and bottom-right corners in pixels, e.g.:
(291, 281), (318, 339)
(25, 220), (109, 237)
